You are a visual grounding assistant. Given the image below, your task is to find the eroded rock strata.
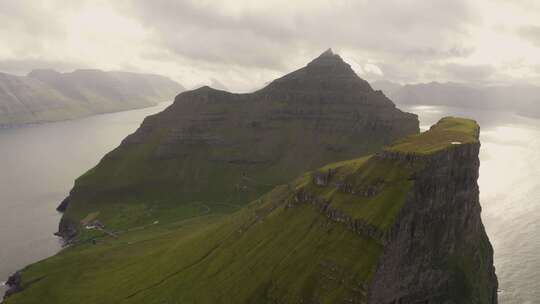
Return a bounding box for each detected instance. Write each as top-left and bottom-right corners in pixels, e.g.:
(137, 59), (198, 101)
(368, 141), (498, 303)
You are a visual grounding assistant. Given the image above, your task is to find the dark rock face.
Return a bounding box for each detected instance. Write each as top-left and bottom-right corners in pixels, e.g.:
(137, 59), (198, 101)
(56, 196), (70, 212)
(54, 217), (79, 244)
(290, 188), (386, 242)
(368, 143), (498, 303)
(312, 168), (336, 186)
(3, 272), (22, 300)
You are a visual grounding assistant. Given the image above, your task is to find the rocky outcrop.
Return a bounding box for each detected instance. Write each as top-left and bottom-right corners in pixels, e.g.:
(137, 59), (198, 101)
(312, 169), (337, 186)
(3, 272), (22, 300)
(54, 217), (79, 244)
(54, 195), (79, 244)
(289, 188), (386, 242)
(56, 196), (70, 212)
(368, 141), (498, 303)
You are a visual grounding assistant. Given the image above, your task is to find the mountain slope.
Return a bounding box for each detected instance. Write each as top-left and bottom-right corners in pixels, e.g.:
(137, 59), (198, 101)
(55, 49), (419, 240)
(4, 117), (497, 303)
(0, 69), (184, 126)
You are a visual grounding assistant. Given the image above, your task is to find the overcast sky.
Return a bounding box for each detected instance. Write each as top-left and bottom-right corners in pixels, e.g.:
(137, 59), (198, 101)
(1, 0), (540, 91)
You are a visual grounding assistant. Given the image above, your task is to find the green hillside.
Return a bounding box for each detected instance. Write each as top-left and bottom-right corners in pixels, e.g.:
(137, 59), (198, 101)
(55, 50), (419, 242)
(386, 117), (479, 154)
(5, 117), (495, 304)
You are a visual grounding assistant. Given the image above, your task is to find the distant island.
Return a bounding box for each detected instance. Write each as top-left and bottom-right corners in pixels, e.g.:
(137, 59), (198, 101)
(372, 80), (540, 118)
(0, 69), (184, 126)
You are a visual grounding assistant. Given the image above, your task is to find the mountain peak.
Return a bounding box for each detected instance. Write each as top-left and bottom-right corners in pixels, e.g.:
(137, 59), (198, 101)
(307, 48), (347, 67)
(321, 48), (334, 56)
(263, 49), (373, 93)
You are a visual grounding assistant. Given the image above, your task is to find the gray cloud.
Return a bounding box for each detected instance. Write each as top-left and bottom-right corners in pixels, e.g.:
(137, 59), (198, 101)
(518, 26), (540, 47)
(119, 0), (478, 71)
(441, 63), (496, 83)
(0, 0), (539, 91)
(0, 1), (84, 55)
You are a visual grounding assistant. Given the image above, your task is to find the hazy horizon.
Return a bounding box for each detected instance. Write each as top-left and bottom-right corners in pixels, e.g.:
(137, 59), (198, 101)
(2, 0), (540, 92)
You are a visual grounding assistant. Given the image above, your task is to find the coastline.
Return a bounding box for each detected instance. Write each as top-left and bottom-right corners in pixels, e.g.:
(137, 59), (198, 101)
(0, 101), (165, 129)
(0, 101), (175, 302)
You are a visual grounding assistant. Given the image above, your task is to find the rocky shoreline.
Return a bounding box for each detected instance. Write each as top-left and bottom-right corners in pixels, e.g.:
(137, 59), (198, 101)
(53, 196), (80, 246)
(2, 196), (74, 301)
(2, 272), (22, 301)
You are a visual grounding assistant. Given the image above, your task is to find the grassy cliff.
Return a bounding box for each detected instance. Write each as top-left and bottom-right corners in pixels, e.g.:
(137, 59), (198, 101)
(386, 117), (479, 154)
(5, 117), (497, 304)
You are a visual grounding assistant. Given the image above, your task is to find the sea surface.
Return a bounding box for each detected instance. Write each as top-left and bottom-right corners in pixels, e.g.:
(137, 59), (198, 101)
(400, 104), (540, 304)
(0, 102), (171, 296)
(0, 103), (538, 303)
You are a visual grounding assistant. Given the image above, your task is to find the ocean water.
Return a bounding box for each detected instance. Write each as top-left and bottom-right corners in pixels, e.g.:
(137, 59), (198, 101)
(0, 102), (171, 296)
(402, 105), (540, 304)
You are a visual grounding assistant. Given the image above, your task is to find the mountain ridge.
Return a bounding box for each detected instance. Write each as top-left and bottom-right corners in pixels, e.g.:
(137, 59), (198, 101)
(0, 69), (184, 126)
(371, 79), (540, 118)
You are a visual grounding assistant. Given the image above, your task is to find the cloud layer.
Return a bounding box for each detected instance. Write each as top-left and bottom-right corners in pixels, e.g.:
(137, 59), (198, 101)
(1, 0), (540, 91)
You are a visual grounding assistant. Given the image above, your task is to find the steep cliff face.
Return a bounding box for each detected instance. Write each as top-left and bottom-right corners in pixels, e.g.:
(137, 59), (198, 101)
(369, 140), (498, 303)
(57, 49), (419, 238)
(3, 272), (22, 300)
(290, 118), (497, 303)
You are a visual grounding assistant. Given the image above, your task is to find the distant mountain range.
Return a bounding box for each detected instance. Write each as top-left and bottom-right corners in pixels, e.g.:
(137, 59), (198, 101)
(0, 69), (184, 126)
(372, 80), (540, 117)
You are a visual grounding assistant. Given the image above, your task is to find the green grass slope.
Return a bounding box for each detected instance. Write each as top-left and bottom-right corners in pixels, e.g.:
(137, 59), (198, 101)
(6, 118), (481, 303)
(386, 117), (479, 154)
(5, 164), (387, 304)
